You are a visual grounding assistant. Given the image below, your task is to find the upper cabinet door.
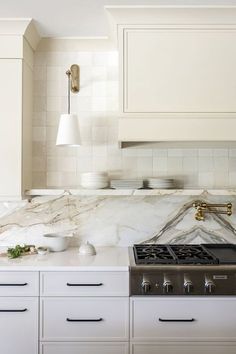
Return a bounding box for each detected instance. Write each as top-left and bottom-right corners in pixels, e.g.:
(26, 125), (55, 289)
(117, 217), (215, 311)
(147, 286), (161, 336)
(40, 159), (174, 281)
(122, 27), (236, 114)
(0, 59), (22, 198)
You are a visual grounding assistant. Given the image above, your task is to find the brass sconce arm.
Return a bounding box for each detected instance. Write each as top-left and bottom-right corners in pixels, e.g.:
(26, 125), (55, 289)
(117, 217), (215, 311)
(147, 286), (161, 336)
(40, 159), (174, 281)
(193, 201), (232, 221)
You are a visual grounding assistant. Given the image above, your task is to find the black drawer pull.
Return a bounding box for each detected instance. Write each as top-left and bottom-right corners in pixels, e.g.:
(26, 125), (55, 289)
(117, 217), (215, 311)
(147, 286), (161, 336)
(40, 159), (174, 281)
(159, 318), (195, 322)
(66, 317), (103, 322)
(66, 283), (103, 287)
(0, 283), (28, 286)
(0, 308), (27, 313)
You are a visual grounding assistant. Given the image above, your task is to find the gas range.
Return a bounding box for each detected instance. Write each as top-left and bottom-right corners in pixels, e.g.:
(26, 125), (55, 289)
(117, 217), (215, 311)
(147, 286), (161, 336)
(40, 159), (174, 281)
(130, 244), (236, 296)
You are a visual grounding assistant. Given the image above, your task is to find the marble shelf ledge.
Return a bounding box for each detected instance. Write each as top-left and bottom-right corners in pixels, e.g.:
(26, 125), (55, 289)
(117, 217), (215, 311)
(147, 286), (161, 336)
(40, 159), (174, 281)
(25, 189), (236, 197)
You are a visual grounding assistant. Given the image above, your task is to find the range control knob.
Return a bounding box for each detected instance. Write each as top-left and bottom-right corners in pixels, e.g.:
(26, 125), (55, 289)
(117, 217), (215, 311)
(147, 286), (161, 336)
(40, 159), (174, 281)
(141, 281), (151, 293)
(163, 280), (173, 294)
(205, 277), (216, 294)
(184, 280), (194, 294)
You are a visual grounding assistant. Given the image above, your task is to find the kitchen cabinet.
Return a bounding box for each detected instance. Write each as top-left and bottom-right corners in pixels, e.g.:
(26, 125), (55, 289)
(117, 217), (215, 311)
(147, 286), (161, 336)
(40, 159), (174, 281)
(121, 28), (236, 115)
(40, 270), (129, 353)
(130, 297), (236, 341)
(41, 297), (129, 341)
(107, 6), (236, 143)
(0, 271), (39, 354)
(130, 297), (236, 354)
(40, 271), (129, 296)
(131, 343), (236, 354)
(41, 342), (129, 354)
(0, 20), (40, 200)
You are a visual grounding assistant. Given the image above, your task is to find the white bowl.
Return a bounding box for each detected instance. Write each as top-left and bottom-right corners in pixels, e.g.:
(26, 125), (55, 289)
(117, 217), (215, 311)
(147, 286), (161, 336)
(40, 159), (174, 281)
(81, 172), (108, 177)
(43, 233), (70, 252)
(81, 181), (108, 189)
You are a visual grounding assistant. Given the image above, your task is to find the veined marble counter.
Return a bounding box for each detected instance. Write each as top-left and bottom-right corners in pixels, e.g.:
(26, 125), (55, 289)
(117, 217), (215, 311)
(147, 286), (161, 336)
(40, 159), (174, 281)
(0, 247), (129, 271)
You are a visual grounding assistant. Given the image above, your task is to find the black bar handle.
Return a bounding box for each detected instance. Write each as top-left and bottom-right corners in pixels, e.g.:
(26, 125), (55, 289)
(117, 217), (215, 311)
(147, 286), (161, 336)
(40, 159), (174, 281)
(66, 317), (103, 322)
(0, 308), (27, 313)
(0, 283), (28, 286)
(66, 283), (103, 287)
(159, 318), (195, 322)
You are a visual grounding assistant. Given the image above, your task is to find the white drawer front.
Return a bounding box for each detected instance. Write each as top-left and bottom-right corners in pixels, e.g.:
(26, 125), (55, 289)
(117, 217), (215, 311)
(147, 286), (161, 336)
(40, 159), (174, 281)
(41, 297), (129, 341)
(132, 343), (236, 354)
(41, 271), (129, 296)
(0, 271), (39, 296)
(0, 297), (38, 354)
(131, 297), (236, 341)
(41, 342), (129, 354)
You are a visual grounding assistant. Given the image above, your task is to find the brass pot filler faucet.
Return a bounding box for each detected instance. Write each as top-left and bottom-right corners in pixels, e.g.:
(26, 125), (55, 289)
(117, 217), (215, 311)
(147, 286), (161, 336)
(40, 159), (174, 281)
(193, 201), (232, 221)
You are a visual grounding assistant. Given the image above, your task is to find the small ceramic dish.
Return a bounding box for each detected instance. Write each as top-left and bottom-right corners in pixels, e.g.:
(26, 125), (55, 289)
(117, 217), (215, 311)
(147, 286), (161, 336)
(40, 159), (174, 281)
(78, 242), (96, 256)
(37, 246), (49, 255)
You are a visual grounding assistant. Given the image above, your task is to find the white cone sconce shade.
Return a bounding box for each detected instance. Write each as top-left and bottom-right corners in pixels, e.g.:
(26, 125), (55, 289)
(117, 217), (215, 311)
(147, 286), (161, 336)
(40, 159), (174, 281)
(56, 114), (81, 146)
(56, 64), (81, 146)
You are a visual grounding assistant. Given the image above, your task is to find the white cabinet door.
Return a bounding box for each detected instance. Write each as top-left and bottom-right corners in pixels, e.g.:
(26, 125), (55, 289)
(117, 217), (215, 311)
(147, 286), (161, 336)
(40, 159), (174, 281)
(0, 59), (22, 199)
(0, 297), (38, 354)
(132, 343), (236, 354)
(41, 342), (129, 354)
(41, 271), (129, 296)
(0, 271), (39, 296)
(41, 297), (129, 341)
(123, 28), (236, 114)
(131, 297), (236, 341)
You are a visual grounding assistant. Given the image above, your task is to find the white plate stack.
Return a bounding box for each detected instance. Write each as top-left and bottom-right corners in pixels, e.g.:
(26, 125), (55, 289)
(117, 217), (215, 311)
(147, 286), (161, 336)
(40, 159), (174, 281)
(80, 172), (109, 189)
(146, 178), (175, 189)
(110, 179), (143, 189)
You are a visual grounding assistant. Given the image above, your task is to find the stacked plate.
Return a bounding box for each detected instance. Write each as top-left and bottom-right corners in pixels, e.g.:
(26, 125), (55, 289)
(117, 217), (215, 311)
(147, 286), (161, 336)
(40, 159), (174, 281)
(110, 179), (143, 189)
(80, 172), (109, 189)
(146, 178), (175, 189)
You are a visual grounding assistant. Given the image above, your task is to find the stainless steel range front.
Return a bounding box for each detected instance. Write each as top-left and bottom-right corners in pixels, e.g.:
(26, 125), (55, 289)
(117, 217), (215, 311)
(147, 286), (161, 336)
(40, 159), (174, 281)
(130, 244), (236, 296)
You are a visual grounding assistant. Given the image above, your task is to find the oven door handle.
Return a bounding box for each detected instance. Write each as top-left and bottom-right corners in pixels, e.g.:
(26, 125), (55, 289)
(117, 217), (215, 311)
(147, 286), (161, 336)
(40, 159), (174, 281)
(159, 318), (195, 322)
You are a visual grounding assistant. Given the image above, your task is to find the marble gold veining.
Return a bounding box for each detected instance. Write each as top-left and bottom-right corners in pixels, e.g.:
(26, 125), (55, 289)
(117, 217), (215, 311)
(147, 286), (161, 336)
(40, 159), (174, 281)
(0, 193), (235, 248)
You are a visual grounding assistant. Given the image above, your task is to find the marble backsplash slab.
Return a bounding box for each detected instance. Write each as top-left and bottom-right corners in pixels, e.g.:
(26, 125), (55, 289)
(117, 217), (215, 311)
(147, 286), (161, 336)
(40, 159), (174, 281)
(0, 192), (235, 248)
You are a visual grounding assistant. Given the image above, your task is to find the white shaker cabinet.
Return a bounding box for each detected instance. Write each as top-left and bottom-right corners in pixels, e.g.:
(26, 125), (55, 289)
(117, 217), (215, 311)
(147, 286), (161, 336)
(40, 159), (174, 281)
(40, 271), (129, 354)
(0, 297), (39, 354)
(131, 343), (236, 354)
(130, 297), (236, 354)
(0, 20), (40, 200)
(0, 271), (39, 354)
(107, 6), (236, 143)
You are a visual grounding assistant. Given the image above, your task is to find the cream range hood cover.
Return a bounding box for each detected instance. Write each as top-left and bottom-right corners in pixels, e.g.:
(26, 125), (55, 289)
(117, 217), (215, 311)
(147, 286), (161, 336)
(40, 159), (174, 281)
(106, 6), (236, 146)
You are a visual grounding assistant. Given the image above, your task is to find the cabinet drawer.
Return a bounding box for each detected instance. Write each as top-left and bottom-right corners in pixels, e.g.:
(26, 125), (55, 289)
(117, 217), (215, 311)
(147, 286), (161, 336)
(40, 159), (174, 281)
(41, 342), (129, 354)
(0, 297), (38, 354)
(0, 271), (39, 296)
(41, 297), (129, 341)
(132, 343), (236, 354)
(131, 297), (236, 341)
(40, 271), (129, 296)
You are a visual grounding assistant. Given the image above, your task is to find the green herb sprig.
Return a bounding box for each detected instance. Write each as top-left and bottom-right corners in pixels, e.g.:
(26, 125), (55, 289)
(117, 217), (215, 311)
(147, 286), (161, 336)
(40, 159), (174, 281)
(7, 245), (32, 259)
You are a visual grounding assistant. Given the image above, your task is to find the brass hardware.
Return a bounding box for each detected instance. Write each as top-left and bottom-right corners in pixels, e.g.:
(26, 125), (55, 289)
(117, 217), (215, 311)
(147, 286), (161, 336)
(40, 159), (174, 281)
(193, 201), (232, 221)
(70, 64), (80, 93)
(65, 65), (80, 115)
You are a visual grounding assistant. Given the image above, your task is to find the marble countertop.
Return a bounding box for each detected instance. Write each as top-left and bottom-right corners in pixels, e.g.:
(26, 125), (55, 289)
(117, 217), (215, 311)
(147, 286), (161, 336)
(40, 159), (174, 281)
(0, 247), (130, 271)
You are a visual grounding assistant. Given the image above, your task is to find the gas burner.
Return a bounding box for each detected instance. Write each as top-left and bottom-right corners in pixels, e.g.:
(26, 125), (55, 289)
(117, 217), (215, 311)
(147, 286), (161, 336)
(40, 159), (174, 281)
(133, 244), (218, 265)
(134, 245), (176, 264)
(170, 245), (218, 264)
(131, 244), (236, 296)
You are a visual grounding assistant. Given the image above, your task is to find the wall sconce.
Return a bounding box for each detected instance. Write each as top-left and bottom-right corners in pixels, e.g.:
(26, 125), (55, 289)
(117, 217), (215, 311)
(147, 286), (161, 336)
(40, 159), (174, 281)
(56, 64), (81, 146)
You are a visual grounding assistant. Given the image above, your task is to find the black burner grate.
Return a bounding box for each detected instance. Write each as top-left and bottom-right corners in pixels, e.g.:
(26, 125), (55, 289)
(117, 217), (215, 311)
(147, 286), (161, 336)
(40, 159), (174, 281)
(134, 245), (176, 264)
(170, 245), (218, 264)
(133, 244), (218, 265)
